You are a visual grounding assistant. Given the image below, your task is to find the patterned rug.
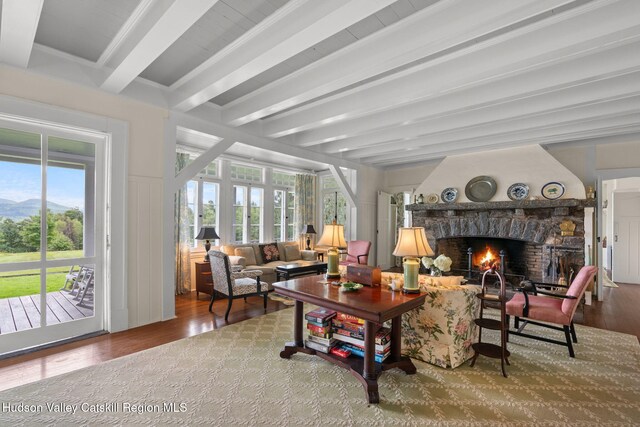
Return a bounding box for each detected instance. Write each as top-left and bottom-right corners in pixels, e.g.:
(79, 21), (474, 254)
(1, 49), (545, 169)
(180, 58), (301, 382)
(0, 305), (639, 426)
(268, 292), (296, 306)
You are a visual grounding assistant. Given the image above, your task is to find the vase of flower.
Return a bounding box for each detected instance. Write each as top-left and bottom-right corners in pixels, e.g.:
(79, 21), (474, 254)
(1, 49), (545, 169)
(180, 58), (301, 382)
(422, 254), (452, 277)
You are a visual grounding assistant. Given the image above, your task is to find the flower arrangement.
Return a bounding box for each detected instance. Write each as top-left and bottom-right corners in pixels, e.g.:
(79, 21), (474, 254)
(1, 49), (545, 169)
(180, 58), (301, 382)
(421, 254), (452, 276)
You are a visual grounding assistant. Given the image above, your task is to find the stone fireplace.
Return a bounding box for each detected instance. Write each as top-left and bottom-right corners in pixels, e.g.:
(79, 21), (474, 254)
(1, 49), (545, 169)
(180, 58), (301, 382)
(408, 199), (594, 284)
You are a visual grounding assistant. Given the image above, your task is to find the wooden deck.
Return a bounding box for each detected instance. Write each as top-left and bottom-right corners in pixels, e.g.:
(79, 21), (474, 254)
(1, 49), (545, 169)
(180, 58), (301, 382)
(0, 291), (93, 335)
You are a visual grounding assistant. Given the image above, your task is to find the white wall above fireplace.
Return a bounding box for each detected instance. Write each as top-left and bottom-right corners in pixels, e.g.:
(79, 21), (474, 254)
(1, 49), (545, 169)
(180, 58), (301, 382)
(414, 145), (586, 202)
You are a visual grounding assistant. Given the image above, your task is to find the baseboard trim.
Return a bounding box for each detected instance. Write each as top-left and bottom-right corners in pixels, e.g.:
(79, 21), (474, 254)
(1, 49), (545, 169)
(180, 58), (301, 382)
(0, 330), (108, 361)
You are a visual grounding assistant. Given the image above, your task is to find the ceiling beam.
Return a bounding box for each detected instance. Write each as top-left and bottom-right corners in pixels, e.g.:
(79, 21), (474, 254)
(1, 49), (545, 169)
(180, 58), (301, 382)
(318, 73), (640, 154)
(329, 165), (357, 208)
(174, 139), (234, 192)
(361, 113), (640, 166)
(173, 111), (360, 171)
(0, 0), (44, 68)
(342, 98), (640, 160)
(293, 69), (640, 149)
(172, 0), (397, 113)
(222, 0), (573, 127)
(261, 0), (640, 138)
(101, 0), (220, 94)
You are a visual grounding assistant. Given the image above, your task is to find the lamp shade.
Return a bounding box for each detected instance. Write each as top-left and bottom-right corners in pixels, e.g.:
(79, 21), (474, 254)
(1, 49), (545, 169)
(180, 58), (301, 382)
(392, 227), (434, 257)
(316, 223), (347, 248)
(303, 224), (317, 234)
(195, 226), (220, 241)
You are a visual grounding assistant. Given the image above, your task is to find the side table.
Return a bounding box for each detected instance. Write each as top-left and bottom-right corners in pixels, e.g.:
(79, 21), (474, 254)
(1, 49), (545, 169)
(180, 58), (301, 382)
(195, 261), (214, 299)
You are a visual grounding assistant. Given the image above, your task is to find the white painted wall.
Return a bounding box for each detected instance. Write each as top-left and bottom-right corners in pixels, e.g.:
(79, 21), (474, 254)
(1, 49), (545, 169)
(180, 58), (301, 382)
(383, 162), (439, 194)
(0, 65), (168, 329)
(413, 145), (586, 202)
(355, 165), (384, 265)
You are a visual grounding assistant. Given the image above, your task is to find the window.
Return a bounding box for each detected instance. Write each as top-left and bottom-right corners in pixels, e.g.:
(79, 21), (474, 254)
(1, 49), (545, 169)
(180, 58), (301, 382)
(202, 160), (219, 178)
(232, 186), (247, 243)
(249, 187), (263, 243)
(286, 191), (295, 241)
(231, 185), (263, 243)
(186, 181), (197, 247)
(321, 174), (349, 239)
(201, 181), (219, 230)
(230, 163), (263, 183)
(272, 170), (296, 187)
(273, 190), (284, 241)
(273, 189), (296, 242)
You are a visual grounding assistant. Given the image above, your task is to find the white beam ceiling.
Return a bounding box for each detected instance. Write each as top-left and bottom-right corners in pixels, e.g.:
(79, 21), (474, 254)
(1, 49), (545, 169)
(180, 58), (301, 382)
(13, 0), (640, 169)
(262, 0), (640, 139)
(171, 0), (397, 113)
(101, 0), (220, 94)
(223, 0), (573, 127)
(0, 0), (44, 68)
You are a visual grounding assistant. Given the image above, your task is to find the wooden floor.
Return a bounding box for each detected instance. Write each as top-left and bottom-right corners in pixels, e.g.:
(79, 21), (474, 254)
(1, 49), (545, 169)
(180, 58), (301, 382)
(0, 291), (93, 334)
(0, 284), (638, 393)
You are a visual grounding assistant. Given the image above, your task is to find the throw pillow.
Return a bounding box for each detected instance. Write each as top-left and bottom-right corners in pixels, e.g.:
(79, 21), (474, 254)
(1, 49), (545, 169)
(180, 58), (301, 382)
(285, 245), (301, 261)
(259, 243), (280, 263)
(234, 247), (257, 266)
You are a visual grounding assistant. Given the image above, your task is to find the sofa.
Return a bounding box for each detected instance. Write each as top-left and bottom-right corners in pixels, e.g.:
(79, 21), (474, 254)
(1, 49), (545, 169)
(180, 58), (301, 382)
(220, 242), (317, 284)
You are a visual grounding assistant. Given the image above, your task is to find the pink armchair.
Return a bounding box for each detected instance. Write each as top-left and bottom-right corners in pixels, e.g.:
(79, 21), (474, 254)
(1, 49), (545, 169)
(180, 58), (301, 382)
(339, 240), (371, 265)
(505, 265), (597, 357)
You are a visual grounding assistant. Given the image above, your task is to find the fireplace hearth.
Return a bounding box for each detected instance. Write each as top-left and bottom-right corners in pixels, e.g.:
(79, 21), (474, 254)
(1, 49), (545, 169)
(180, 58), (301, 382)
(408, 199), (593, 284)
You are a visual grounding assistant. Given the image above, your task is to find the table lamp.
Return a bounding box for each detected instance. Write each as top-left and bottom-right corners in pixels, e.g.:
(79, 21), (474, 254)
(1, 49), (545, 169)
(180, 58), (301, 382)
(302, 224), (316, 250)
(195, 226), (220, 262)
(316, 220), (346, 279)
(392, 227), (434, 293)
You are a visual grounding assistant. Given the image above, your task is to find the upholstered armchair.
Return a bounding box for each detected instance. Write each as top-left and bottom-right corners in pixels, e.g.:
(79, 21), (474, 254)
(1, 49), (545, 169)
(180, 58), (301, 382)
(208, 250), (270, 322)
(506, 265), (597, 357)
(339, 240), (371, 265)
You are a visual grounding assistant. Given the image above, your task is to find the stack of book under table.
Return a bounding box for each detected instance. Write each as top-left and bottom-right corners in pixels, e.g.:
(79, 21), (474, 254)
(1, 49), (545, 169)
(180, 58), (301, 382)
(304, 307), (337, 353)
(331, 313), (391, 363)
(304, 308), (391, 363)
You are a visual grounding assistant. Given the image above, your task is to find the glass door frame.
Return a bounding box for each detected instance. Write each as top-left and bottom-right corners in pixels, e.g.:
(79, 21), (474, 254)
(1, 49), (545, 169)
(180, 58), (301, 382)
(0, 117), (107, 355)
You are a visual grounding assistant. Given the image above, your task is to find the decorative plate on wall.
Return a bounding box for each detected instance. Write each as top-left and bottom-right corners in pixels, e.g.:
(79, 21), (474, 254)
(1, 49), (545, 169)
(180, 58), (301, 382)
(441, 188), (458, 203)
(507, 183), (529, 201)
(465, 176), (497, 202)
(541, 182), (565, 200)
(426, 193), (439, 204)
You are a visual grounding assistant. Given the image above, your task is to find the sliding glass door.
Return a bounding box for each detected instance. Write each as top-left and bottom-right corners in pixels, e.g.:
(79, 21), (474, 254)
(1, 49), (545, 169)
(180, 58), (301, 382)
(0, 119), (105, 355)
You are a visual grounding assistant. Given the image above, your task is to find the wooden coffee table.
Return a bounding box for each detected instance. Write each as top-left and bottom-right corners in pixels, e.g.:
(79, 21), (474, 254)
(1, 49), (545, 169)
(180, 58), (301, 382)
(273, 275), (426, 404)
(275, 261), (327, 281)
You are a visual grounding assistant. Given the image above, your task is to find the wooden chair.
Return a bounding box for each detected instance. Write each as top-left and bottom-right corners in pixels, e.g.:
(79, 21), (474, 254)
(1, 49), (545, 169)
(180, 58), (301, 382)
(339, 240), (371, 265)
(208, 250), (269, 322)
(505, 265), (597, 357)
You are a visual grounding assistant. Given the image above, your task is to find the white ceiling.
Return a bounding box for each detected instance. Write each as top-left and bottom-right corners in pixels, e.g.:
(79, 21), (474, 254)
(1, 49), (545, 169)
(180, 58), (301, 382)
(1, 0), (638, 169)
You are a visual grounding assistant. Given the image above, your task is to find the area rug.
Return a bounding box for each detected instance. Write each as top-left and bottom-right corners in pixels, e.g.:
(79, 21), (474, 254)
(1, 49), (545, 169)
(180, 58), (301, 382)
(0, 307), (639, 426)
(268, 293), (296, 306)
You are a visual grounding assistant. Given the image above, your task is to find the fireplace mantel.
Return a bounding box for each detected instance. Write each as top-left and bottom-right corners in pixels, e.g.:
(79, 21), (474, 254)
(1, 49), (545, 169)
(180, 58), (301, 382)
(406, 198), (595, 212)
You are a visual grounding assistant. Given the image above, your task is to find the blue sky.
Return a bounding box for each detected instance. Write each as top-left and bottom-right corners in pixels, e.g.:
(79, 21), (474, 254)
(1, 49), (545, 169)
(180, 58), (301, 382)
(0, 161), (85, 208)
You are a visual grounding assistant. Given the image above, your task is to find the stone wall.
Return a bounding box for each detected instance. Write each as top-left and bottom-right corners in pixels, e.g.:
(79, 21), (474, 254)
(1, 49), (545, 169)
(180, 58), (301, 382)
(408, 199), (593, 283)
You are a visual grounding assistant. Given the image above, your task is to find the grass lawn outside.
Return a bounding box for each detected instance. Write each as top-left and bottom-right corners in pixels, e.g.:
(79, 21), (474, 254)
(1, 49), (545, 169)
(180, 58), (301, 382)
(0, 250), (84, 299)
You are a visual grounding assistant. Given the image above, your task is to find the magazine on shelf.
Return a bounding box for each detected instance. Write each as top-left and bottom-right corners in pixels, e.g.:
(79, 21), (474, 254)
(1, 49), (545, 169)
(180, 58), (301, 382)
(339, 344), (389, 363)
(307, 335), (336, 347)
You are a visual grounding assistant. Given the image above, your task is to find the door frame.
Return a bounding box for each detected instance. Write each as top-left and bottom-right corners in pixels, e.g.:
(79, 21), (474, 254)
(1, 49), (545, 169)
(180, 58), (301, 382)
(596, 167), (640, 300)
(0, 96), (128, 353)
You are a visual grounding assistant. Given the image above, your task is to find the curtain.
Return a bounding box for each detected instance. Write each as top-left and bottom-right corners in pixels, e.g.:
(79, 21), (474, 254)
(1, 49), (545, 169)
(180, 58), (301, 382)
(295, 174), (316, 248)
(175, 153), (192, 295)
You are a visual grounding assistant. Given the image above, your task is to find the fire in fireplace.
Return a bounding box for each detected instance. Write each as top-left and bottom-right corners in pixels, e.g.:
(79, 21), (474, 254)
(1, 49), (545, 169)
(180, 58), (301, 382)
(477, 246), (500, 271)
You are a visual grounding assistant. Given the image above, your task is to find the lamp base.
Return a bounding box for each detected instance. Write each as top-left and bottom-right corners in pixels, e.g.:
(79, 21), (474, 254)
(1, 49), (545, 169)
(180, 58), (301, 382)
(326, 272), (341, 279)
(402, 288), (420, 294)
(204, 240), (211, 262)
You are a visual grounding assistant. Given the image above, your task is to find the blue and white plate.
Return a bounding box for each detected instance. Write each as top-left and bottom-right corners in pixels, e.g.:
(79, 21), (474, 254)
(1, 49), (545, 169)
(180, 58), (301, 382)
(441, 187), (458, 203)
(507, 183), (529, 201)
